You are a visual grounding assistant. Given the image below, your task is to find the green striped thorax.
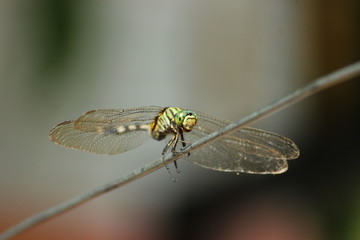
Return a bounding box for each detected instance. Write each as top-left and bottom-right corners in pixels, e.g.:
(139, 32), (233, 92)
(174, 110), (198, 132)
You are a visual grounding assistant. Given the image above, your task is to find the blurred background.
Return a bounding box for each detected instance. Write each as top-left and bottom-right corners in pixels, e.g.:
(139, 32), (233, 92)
(0, 0), (359, 239)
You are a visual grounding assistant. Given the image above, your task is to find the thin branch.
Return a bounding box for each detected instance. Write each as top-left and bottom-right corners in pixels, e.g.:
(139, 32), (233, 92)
(1, 61), (360, 240)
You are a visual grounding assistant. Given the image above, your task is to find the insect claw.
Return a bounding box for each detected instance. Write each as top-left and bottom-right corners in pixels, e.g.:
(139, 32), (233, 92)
(162, 155), (178, 181)
(174, 160), (181, 173)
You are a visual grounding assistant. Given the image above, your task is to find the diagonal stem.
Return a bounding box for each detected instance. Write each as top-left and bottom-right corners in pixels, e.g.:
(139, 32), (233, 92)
(1, 61), (360, 240)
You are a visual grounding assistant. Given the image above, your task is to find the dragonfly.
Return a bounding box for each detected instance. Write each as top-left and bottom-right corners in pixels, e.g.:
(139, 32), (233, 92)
(49, 106), (300, 174)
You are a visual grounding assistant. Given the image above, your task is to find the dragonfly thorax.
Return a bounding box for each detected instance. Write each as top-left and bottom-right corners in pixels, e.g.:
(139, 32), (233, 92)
(150, 107), (198, 141)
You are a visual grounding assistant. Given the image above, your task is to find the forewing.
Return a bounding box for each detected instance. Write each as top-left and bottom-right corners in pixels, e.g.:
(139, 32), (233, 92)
(49, 106), (163, 154)
(74, 106), (163, 132)
(184, 111), (300, 174)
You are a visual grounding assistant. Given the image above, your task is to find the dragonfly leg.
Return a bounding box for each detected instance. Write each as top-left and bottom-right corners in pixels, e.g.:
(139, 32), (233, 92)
(171, 134), (179, 152)
(174, 160), (180, 173)
(162, 134), (178, 155)
(170, 134), (181, 173)
(180, 131), (190, 157)
(162, 134), (179, 181)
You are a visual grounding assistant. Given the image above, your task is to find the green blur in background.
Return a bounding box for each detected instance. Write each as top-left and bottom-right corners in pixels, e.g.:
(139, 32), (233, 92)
(0, 0), (359, 240)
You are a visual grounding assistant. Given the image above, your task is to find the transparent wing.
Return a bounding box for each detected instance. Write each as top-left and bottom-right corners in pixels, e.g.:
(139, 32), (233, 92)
(49, 106), (163, 154)
(184, 111), (300, 174)
(73, 106), (163, 132)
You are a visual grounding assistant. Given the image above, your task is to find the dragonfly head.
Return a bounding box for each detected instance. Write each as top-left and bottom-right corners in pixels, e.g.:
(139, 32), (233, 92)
(175, 110), (198, 132)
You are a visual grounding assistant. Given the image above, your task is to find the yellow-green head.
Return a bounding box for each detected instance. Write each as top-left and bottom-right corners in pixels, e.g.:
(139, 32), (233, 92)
(174, 110), (198, 132)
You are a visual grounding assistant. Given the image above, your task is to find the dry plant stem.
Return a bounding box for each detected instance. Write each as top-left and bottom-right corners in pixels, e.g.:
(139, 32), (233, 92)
(1, 61), (360, 240)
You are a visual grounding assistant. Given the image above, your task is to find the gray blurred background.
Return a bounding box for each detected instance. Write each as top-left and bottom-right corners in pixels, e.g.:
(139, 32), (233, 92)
(0, 0), (359, 239)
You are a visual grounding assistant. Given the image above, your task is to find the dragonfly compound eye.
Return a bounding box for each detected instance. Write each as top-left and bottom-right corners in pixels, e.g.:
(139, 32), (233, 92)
(182, 111), (198, 131)
(174, 112), (185, 126)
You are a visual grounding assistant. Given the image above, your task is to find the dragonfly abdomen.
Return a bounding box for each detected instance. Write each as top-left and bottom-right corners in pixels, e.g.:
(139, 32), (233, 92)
(109, 124), (150, 134)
